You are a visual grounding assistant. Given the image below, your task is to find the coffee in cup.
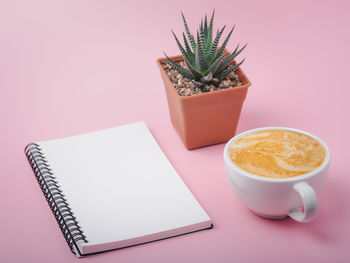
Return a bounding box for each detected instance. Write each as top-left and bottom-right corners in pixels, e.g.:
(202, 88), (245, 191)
(228, 129), (326, 179)
(224, 127), (330, 222)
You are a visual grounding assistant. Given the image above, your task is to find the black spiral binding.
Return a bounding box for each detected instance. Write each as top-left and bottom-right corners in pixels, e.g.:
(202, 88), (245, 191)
(25, 143), (88, 256)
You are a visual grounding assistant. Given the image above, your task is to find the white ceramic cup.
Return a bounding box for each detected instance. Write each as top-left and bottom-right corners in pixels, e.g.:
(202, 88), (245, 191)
(223, 127), (330, 223)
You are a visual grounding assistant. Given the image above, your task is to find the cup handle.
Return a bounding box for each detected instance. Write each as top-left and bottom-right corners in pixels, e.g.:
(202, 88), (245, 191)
(288, 182), (318, 223)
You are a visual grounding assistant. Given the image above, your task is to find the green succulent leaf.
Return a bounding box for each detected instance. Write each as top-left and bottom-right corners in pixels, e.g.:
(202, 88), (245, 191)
(199, 19), (208, 52)
(215, 44), (246, 74)
(204, 14), (208, 46)
(163, 53), (194, 79)
(229, 44), (240, 59)
(233, 43), (247, 58)
(221, 58), (245, 78)
(182, 33), (195, 63)
(172, 30), (192, 63)
(215, 58), (230, 75)
(200, 71), (213, 83)
(222, 52), (231, 59)
(206, 55), (224, 75)
(184, 57), (202, 79)
(181, 12), (196, 52)
(170, 10), (246, 86)
(199, 27), (207, 57)
(215, 26), (235, 61)
(206, 9), (215, 51)
(195, 31), (208, 72)
(207, 26), (226, 62)
(200, 19), (203, 34)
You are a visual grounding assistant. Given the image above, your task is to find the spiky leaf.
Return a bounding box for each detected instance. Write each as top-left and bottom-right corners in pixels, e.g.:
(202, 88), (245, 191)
(184, 57), (202, 79)
(171, 30), (193, 64)
(215, 26), (234, 61)
(221, 58), (245, 78)
(181, 12), (196, 52)
(200, 19), (203, 34)
(167, 11), (247, 87)
(207, 26), (226, 62)
(199, 19), (208, 51)
(195, 31), (208, 72)
(216, 44), (247, 74)
(206, 9), (215, 51)
(163, 53), (193, 79)
(182, 32), (195, 63)
(204, 14), (208, 47)
(232, 43), (247, 59)
(182, 32), (193, 54)
(205, 55), (224, 75)
(199, 26), (207, 57)
(200, 71), (213, 83)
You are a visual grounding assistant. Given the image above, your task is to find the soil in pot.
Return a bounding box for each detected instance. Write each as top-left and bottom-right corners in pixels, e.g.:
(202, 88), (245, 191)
(163, 61), (242, 97)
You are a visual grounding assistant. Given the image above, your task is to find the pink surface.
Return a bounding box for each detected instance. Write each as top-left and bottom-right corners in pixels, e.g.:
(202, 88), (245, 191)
(1, 0), (349, 262)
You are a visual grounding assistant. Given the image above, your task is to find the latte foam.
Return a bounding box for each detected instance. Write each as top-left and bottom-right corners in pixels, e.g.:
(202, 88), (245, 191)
(229, 130), (326, 178)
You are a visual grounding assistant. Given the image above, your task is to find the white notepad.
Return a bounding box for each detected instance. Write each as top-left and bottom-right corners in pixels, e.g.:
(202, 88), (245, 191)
(25, 122), (212, 256)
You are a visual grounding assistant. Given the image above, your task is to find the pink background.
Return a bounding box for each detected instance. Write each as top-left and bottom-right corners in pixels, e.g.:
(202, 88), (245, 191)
(1, 0), (349, 262)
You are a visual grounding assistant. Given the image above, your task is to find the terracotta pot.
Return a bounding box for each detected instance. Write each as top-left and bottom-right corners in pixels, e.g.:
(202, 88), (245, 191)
(156, 52), (251, 150)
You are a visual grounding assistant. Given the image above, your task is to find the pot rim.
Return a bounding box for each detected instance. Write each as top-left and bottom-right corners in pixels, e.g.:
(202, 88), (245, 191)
(156, 51), (251, 100)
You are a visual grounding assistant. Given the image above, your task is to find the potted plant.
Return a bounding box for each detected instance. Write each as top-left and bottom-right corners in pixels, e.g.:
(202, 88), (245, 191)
(156, 10), (251, 150)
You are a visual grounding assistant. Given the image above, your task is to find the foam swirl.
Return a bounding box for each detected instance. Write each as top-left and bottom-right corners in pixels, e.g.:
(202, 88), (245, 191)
(229, 130), (326, 178)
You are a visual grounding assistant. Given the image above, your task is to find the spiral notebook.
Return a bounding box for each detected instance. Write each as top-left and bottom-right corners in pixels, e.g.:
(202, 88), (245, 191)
(25, 121), (212, 256)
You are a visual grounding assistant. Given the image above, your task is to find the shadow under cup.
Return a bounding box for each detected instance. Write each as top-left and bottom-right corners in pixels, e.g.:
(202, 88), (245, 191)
(223, 127), (330, 223)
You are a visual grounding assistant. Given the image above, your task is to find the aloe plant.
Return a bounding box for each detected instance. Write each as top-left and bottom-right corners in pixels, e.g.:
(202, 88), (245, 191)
(163, 10), (246, 88)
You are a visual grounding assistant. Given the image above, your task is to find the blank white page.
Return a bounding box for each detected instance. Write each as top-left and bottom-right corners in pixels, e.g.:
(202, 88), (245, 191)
(38, 122), (211, 254)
